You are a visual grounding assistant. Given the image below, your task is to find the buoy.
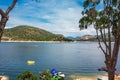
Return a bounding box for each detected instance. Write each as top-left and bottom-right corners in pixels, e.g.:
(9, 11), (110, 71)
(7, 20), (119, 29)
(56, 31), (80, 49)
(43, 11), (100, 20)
(27, 60), (35, 65)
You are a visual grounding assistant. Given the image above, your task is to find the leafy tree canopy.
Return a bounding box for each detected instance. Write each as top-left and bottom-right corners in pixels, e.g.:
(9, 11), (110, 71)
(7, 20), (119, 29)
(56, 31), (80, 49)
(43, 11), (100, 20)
(79, 0), (120, 80)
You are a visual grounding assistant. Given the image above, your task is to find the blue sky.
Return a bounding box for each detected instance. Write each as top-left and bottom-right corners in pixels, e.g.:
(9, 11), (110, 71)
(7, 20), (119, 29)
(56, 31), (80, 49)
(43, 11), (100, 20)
(0, 0), (97, 37)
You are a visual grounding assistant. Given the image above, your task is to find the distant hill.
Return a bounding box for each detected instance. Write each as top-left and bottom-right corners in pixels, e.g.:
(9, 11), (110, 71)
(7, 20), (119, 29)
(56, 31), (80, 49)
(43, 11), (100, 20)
(74, 34), (114, 41)
(2, 25), (71, 41)
(66, 36), (75, 40)
(74, 35), (97, 41)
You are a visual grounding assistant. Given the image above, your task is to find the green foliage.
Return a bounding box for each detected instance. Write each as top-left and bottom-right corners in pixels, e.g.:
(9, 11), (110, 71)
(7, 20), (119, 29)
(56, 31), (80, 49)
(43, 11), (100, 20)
(17, 70), (38, 80)
(2, 25), (71, 41)
(39, 70), (52, 80)
(39, 70), (65, 80)
(79, 0), (119, 37)
(80, 1), (120, 80)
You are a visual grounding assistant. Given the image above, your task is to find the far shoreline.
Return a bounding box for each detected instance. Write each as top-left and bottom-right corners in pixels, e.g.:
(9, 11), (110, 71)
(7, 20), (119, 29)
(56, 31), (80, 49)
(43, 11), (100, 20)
(1, 40), (114, 43)
(1, 40), (75, 43)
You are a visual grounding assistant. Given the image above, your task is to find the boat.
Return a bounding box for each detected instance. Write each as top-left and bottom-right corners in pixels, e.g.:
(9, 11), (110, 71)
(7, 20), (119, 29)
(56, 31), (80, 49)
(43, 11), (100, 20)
(98, 67), (108, 72)
(58, 72), (65, 77)
(27, 60), (35, 65)
(50, 69), (65, 77)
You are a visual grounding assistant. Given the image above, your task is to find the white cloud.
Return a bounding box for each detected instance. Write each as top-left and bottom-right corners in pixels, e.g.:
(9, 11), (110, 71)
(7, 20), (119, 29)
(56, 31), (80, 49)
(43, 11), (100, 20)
(5, 0), (96, 37)
(79, 26), (96, 36)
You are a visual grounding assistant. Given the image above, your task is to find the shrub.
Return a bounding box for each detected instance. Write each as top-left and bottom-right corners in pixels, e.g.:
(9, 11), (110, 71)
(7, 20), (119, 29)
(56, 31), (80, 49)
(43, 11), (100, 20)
(17, 70), (38, 80)
(39, 70), (52, 80)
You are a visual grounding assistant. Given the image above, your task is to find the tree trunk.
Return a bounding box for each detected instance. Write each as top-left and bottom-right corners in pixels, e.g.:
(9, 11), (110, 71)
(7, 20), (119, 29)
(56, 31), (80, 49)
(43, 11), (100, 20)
(105, 59), (114, 80)
(0, 0), (17, 41)
(105, 62), (115, 80)
(108, 70), (115, 80)
(106, 38), (120, 80)
(0, 16), (8, 41)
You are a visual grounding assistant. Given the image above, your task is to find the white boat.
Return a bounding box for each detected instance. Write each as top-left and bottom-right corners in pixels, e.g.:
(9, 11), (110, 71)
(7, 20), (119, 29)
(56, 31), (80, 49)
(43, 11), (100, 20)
(58, 72), (65, 77)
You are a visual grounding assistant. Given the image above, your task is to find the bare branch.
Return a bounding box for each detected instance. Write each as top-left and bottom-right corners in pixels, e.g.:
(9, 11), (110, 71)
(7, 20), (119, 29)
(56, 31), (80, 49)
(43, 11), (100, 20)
(108, 20), (112, 57)
(103, 28), (107, 42)
(96, 29), (107, 55)
(0, 9), (5, 16)
(103, 28), (109, 55)
(99, 28), (109, 49)
(111, 36), (120, 68)
(111, 13), (120, 68)
(6, 0), (17, 15)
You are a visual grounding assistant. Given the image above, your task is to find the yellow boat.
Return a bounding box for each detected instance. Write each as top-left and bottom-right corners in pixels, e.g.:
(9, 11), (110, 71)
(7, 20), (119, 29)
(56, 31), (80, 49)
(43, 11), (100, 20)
(27, 60), (35, 65)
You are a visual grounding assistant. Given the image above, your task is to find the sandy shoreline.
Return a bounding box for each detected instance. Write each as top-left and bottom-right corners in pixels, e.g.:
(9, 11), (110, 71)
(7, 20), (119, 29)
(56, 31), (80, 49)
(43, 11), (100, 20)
(72, 76), (108, 80)
(0, 76), (9, 80)
(1, 40), (72, 43)
(70, 74), (120, 80)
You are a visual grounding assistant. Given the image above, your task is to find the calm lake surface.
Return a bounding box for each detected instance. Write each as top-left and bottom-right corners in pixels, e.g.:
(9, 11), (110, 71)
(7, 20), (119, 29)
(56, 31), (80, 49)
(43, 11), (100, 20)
(0, 42), (120, 80)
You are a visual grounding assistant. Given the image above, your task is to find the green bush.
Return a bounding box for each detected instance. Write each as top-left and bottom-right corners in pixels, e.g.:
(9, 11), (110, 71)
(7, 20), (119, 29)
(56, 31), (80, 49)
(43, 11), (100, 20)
(39, 70), (52, 80)
(39, 70), (65, 80)
(17, 70), (38, 80)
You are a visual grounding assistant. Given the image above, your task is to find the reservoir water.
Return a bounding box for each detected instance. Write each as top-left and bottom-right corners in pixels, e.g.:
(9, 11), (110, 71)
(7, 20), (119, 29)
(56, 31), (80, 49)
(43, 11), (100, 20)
(0, 42), (120, 80)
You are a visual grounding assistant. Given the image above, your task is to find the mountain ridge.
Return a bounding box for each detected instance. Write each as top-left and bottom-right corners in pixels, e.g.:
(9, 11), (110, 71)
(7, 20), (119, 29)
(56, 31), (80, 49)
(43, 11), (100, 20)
(2, 25), (71, 41)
